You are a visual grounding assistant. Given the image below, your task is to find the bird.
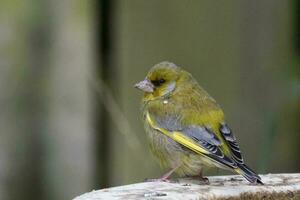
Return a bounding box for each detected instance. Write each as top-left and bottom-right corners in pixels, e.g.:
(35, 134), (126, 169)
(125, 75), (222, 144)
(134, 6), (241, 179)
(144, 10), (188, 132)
(134, 61), (263, 184)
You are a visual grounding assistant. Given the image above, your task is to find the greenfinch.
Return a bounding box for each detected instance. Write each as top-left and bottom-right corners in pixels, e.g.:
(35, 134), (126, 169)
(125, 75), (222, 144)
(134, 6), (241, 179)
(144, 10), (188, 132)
(134, 61), (262, 184)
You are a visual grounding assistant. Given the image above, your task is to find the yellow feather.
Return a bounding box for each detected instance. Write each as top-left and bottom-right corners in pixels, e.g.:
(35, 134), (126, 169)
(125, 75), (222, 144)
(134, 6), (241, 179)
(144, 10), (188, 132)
(172, 132), (209, 154)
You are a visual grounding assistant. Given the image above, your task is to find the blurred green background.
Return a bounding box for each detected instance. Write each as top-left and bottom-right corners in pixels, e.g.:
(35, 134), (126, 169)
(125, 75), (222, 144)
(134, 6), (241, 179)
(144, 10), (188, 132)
(1, 0), (299, 199)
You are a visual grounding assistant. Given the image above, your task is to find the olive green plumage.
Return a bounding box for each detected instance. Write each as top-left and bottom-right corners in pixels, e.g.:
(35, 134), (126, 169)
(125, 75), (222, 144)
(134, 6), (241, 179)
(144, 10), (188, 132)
(135, 61), (262, 184)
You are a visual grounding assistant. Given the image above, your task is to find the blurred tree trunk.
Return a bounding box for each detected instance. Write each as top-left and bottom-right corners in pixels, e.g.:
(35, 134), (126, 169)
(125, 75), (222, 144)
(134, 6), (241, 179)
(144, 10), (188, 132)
(0, 0), (50, 199)
(92, 0), (115, 188)
(0, 0), (94, 199)
(46, 0), (94, 199)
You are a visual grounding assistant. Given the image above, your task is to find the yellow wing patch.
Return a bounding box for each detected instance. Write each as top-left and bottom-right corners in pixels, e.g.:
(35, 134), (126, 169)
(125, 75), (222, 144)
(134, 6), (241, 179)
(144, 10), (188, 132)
(146, 112), (210, 155)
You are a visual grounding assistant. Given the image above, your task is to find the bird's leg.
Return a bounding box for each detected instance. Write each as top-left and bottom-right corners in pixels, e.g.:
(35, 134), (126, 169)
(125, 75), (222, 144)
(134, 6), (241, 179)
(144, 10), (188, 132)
(197, 169), (209, 183)
(159, 167), (178, 181)
(145, 166), (179, 182)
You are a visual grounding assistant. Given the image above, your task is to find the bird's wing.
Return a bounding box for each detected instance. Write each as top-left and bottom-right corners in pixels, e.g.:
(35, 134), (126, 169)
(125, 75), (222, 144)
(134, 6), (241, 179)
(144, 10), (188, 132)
(145, 111), (237, 170)
(148, 110), (262, 183)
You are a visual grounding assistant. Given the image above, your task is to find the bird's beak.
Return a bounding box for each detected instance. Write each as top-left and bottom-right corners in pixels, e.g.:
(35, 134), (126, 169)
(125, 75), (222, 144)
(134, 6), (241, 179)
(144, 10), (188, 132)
(134, 79), (154, 93)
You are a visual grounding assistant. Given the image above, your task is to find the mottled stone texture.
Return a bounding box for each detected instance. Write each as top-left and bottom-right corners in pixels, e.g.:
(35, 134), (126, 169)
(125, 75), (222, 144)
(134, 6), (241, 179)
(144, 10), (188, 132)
(74, 174), (300, 200)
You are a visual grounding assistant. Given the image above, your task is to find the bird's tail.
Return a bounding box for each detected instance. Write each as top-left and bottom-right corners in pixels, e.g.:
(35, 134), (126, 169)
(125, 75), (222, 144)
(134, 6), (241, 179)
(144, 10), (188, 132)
(235, 164), (263, 184)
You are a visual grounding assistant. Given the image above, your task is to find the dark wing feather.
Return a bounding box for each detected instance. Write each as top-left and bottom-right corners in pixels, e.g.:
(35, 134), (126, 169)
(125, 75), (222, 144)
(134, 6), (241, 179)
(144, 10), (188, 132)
(220, 123), (244, 164)
(183, 126), (221, 146)
(219, 123), (263, 184)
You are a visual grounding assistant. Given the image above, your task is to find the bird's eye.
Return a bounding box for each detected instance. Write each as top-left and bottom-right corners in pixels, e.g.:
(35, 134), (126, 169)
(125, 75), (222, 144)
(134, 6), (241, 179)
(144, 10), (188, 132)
(152, 79), (166, 87)
(158, 79), (165, 84)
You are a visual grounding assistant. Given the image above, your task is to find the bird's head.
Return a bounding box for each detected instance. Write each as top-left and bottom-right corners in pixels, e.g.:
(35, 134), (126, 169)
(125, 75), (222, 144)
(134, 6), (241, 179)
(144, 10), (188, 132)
(134, 61), (189, 101)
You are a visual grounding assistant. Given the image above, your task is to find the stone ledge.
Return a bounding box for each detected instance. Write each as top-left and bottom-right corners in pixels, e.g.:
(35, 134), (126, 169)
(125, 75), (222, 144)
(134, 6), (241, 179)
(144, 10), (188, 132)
(73, 173), (300, 200)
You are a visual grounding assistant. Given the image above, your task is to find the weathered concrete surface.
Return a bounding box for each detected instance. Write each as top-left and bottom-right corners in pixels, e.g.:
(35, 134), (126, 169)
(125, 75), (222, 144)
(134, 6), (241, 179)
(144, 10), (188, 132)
(73, 173), (300, 200)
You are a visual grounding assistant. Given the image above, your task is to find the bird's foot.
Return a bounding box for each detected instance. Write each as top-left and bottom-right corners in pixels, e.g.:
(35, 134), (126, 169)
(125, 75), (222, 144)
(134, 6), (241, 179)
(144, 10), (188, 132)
(187, 175), (209, 183)
(198, 176), (209, 183)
